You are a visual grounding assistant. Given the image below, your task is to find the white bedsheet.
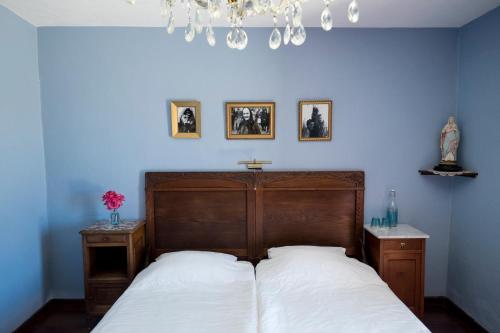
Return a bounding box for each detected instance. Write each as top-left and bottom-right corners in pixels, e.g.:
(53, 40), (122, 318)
(92, 260), (257, 333)
(257, 255), (430, 333)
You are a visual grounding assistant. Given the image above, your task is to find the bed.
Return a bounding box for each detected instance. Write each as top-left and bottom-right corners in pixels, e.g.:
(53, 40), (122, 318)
(92, 251), (257, 333)
(93, 171), (428, 332)
(93, 172), (259, 333)
(252, 172), (428, 333)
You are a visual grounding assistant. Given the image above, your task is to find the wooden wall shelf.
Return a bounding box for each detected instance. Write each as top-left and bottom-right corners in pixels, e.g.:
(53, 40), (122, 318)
(419, 169), (478, 178)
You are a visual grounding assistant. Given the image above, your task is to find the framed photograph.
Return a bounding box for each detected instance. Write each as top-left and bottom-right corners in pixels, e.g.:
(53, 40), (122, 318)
(171, 101), (201, 138)
(226, 102), (275, 140)
(299, 100), (332, 141)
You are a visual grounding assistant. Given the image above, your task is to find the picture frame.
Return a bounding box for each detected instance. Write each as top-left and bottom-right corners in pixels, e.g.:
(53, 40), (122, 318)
(298, 100), (332, 141)
(226, 102), (275, 140)
(171, 101), (201, 139)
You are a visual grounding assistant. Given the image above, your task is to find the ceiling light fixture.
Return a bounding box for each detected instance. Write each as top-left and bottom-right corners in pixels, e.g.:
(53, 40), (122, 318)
(130, 0), (359, 49)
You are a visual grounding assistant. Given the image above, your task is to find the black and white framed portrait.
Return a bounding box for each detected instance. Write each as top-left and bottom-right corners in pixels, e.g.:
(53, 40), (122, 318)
(171, 101), (201, 138)
(299, 100), (332, 141)
(226, 102), (275, 140)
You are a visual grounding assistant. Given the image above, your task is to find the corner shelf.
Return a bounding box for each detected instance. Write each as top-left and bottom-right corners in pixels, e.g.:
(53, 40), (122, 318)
(419, 169), (478, 178)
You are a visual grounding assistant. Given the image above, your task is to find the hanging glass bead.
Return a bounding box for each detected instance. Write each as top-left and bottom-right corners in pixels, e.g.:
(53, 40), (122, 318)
(185, 22), (195, 42)
(321, 6), (333, 31)
(283, 23), (291, 45)
(348, 0), (359, 23)
(292, 3), (302, 27)
(166, 13), (175, 34)
(160, 0), (170, 17)
(226, 28), (235, 48)
(194, 9), (203, 34)
(237, 29), (248, 50)
(283, 6), (291, 45)
(206, 26), (216, 46)
(269, 16), (281, 50)
(269, 28), (281, 50)
(291, 23), (306, 46)
(208, 0), (222, 18)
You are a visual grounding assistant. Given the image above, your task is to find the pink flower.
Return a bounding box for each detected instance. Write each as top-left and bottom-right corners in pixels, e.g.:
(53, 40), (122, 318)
(102, 190), (125, 211)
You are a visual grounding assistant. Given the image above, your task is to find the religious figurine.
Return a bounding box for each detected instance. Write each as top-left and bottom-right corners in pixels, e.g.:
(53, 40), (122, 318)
(434, 116), (463, 172)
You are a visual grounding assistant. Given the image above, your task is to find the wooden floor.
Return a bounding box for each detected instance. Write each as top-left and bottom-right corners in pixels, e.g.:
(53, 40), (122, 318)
(15, 298), (487, 333)
(423, 298), (488, 333)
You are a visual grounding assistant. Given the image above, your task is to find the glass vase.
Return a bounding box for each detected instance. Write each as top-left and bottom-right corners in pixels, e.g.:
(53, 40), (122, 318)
(110, 211), (120, 225)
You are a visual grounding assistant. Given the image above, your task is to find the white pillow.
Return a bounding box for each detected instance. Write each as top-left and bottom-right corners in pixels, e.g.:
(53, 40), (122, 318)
(155, 250), (237, 262)
(130, 251), (253, 291)
(257, 249), (385, 291)
(267, 245), (346, 259)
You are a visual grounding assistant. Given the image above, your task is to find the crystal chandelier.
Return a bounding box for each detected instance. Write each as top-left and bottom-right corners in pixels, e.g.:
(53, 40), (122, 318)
(129, 0), (359, 49)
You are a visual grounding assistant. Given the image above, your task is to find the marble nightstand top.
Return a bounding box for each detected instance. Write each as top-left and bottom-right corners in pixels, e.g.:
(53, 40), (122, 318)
(80, 220), (145, 234)
(364, 224), (429, 239)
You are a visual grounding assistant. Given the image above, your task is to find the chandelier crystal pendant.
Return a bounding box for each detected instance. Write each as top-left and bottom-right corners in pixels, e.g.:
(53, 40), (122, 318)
(269, 16), (282, 50)
(320, 0), (333, 31)
(134, 0), (360, 49)
(347, 0), (359, 23)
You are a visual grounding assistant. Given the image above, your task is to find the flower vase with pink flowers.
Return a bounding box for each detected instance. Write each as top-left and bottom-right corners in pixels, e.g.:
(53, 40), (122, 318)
(102, 191), (125, 225)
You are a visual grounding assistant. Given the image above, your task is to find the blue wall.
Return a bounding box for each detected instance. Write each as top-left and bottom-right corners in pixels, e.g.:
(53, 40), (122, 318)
(38, 27), (458, 298)
(448, 6), (500, 332)
(0, 6), (49, 332)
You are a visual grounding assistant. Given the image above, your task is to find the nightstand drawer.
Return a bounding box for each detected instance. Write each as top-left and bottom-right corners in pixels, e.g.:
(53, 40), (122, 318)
(86, 234), (126, 244)
(88, 282), (127, 304)
(383, 239), (422, 251)
(86, 282), (128, 314)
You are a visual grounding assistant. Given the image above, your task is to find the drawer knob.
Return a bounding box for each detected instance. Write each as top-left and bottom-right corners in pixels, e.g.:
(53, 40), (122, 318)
(400, 242), (407, 249)
(102, 236), (109, 241)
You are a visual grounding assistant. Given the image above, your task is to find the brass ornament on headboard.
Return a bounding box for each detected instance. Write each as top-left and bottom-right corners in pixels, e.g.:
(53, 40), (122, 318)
(238, 159), (272, 170)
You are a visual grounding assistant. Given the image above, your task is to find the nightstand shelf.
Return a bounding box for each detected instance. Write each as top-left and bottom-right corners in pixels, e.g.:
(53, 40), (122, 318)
(87, 246), (128, 279)
(80, 220), (145, 315)
(364, 224), (429, 319)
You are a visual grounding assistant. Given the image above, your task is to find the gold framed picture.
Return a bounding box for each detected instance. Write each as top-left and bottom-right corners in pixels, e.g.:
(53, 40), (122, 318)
(299, 100), (332, 141)
(171, 101), (201, 138)
(226, 102), (275, 140)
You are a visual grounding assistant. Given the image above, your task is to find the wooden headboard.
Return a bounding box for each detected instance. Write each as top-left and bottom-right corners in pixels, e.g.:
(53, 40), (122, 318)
(146, 171), (364, 261)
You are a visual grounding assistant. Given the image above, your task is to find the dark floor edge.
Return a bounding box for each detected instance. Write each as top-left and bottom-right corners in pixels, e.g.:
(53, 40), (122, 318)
(425, 296), (489, 332)
(13, 299), (85, 332)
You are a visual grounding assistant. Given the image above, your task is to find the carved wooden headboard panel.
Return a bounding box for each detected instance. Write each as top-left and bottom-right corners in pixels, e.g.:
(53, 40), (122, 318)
(255, 171), (365, 259)
(146, 171), (364, 261)
(146, 172), (256, 260)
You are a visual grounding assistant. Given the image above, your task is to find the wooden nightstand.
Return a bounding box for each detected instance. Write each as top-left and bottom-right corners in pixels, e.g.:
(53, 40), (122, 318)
(364, 224), (429, 318)
(80, 220), (145, 315)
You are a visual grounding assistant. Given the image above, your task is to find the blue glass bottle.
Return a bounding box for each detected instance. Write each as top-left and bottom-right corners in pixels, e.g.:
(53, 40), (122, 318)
(387, 189), (398, 227)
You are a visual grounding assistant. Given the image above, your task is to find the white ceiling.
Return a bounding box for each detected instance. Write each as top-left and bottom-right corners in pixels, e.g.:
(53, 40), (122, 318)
(1, 0), (499, 27)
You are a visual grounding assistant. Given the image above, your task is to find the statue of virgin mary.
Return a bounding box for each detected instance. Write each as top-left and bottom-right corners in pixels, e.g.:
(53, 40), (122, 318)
(434, 116), (463, 172)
